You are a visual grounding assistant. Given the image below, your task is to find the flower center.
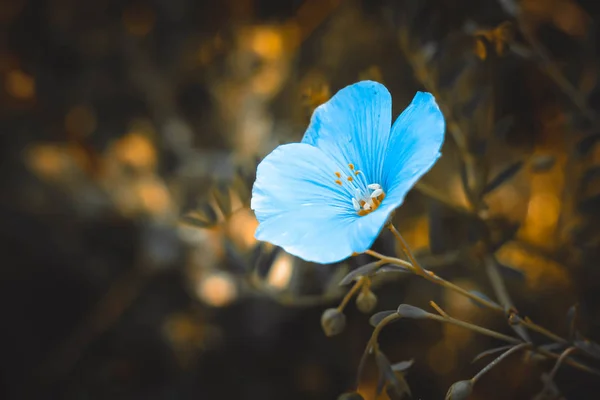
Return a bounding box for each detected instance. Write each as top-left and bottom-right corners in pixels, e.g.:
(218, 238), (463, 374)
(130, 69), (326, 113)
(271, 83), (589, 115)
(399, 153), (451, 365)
(333, 164), (385, 216)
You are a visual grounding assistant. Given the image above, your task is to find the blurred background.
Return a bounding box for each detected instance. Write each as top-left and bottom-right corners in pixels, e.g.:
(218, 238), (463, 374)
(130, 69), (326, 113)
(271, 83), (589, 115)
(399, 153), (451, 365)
(1, 0), (600, 399)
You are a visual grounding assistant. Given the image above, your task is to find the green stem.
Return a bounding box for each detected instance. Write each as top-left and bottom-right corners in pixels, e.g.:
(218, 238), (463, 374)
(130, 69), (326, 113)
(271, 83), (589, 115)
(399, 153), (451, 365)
(471, 343), (531, 384)
(337, 277), (365, 312)
(386, 224), (573, 343)
(356, 313), (401, 386)
(426, 313), (521, 345)
(387, 224), (503, 312)
(519, 317), (568, 345)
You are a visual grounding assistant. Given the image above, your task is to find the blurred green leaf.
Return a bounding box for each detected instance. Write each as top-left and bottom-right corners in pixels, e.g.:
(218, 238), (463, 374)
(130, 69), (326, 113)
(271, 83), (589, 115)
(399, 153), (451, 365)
(391, 359), (415, 372)
(375, 264), (411, 275)
(181, 203), (218, 228)
(376, 351), (411, 399)
(481, 161), (523, 196)
(468, 290), (500, 309)
(212, 180), (232, 216)
(370, 310), (397, 327)
(338, 261), (380, 286)
(530, 154), (556, 173)
(575, 335), (600, 360)
(397, 304), (430, 319)
(495, 261), (526, 281)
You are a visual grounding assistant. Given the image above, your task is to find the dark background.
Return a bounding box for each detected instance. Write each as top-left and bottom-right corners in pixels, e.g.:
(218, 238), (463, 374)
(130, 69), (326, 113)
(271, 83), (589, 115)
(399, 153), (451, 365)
(1, 0), (600, 399)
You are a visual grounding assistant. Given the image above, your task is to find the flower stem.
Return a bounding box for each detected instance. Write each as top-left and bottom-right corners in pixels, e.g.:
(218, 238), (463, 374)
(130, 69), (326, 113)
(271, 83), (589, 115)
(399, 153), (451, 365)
(386, 224), (572, 344)
(364, 249), (414, 270)
(386, 224), (503, 311)
(355, 313), (401, 386)
(519, 317), (568, 345)
(387, 223), (428, 276)
(425, 312), (600, 376)
(426, 313), (521, 345)
(471, 343), (531, 384)
(337, 277), (365, 312)
(547, 347), (578, 382)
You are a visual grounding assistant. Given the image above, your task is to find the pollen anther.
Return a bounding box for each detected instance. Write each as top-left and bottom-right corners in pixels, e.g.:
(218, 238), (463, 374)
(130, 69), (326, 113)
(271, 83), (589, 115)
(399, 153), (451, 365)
(353, 183), (385, 217)
(335, 179), (343, 186)
(335, 171), (341, 178)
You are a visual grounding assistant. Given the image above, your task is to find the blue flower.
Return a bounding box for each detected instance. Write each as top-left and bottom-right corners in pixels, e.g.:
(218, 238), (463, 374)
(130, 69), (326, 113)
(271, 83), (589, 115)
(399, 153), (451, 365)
(251, 81), (445, 264)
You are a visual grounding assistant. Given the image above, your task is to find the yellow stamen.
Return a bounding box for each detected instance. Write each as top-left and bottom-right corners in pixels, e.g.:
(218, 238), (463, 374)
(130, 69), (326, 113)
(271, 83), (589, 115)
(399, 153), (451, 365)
(347, 176), (353, 182)
(335, 171), (341, 178)
(354, 170), (360, 175)
(348, 163), (354, 170)
(335, 179), (342, 186)
(356, 193), (385, 217)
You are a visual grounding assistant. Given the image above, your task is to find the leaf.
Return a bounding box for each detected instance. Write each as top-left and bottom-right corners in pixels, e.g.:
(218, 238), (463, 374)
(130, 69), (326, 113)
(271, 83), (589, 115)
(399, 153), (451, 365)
(224, 239), (248, 272)
(514, 325), (531, 343)
(575, 337), (600, 360)
(489, 222), (521, 253)
(231, 174), (252, 205)
(386, 375), (412, 400)
(180, 203), (218, 228)
(391, 359), (415, 372)
(575, 133), (600, 157)
(468, 290), (501, 309)
(397, 304), (430, 319)
(530, 154), (556, 173)
(252, 243), (280, 278)
(462, 86), (491, 118)
(458, 157), (473, 200)
(339, 262), (380, 286)
(369, 310), (398, 327)
(471, 344), (514, 363)
(212, 180), (232, 216)
(493, 115), (515, 140)
(375, 352), (389, 396)
(445, 380), (473, 400)
(375, 265), (411, 275)
(481, 161), (523, 196)
(496, 261), (526, 281)
(538, 343), (566, 352)
(376, 352), (411, 399)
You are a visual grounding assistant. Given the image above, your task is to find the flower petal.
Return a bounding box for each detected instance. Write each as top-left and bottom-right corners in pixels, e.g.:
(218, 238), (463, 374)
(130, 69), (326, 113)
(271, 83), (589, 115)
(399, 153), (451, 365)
(382, 91), (445, 205)
(251, 143), (387, 263)
(301, 81), (392, 184)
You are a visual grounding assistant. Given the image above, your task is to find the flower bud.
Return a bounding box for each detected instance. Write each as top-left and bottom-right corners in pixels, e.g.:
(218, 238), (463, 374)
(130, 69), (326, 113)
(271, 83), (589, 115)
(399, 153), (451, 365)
(356, 290), (378, 313)
(445, 380), (473, 400)
(337, 392), (364, 400)
(321, 308), (346, 337)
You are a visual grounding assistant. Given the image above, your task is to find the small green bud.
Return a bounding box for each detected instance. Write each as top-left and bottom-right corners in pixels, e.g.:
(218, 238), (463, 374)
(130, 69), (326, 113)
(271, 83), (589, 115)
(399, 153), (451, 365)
(321, 308), (346, 337)
(445, 380), (473, 400)
(356, 290), (378, 313)
(337, 392), (364, 400)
